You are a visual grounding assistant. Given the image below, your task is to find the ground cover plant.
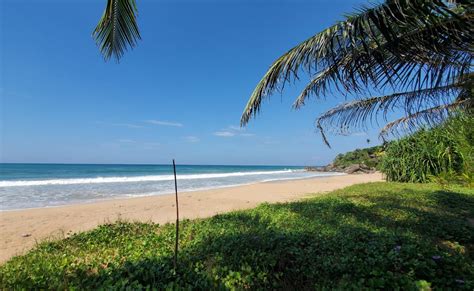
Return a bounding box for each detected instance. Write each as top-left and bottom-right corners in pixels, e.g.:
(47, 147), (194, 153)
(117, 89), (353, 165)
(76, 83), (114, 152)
(1, 182), (473, 289)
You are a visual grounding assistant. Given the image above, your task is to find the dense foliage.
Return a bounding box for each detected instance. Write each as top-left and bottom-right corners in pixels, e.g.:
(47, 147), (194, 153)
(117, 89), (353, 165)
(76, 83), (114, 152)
(332, 145), (383, 169)
(1, 183), (473, 289)
(93, 0), (141, 62)
(380, 115), (474, 183)
(241, 0), (473, 146)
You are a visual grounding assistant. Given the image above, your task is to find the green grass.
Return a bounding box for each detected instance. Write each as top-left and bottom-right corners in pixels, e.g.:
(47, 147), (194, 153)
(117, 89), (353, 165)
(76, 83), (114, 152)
(1, 183), (473, 289)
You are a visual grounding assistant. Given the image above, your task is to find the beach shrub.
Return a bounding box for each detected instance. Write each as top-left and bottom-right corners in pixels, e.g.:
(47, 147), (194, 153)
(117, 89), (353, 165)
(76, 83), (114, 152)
(1, 183), (473, 289)
(332, 145), (384, 169)
(380, 115), (473, 183)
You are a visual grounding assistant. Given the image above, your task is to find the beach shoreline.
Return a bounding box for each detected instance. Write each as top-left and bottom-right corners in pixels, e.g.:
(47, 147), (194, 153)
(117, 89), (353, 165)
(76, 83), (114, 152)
(0, 172), (382, 263)
(0, 172), (345, 213)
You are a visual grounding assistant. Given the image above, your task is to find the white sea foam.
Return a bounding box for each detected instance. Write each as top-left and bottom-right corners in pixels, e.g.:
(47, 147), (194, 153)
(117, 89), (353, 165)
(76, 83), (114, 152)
(0, 169), (304, 187)
(261, 172), (345, 183)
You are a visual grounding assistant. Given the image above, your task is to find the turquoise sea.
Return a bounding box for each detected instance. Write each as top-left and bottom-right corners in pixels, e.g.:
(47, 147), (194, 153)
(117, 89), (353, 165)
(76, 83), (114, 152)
(0, 164), (341, 210)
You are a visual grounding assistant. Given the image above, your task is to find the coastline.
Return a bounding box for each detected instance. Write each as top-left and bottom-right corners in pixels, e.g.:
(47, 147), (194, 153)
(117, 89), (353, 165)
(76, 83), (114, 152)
(0, 172), (382, 263)
(0, 171), (345, 213)
(0, 165), (329, 211)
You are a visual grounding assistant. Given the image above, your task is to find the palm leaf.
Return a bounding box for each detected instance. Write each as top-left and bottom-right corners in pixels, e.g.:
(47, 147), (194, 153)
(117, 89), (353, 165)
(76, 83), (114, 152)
(379, 98), (471, 139)
(315, 83), (464, 137)
(292, 19), (472, 109)
(93, 0), (141, 62)
(241, 0), (473, 125)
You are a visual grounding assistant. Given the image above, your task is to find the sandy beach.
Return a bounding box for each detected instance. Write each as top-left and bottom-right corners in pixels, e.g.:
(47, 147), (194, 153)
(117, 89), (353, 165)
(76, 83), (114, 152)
(0, 173), (382, 263)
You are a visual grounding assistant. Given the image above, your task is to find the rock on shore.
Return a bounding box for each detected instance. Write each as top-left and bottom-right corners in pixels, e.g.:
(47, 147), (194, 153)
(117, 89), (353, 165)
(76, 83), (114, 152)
(305, 163), (376, 174)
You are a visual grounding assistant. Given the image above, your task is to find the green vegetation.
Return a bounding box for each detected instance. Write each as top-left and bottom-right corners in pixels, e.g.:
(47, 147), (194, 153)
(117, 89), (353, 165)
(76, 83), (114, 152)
(15, 0), (471, 288)
(241, 0), (472, 147)
(332, 145), (383, 170)
(93, 0), (141, 62)
(2, 183), (473, 289)
(380, 115), (474, 184)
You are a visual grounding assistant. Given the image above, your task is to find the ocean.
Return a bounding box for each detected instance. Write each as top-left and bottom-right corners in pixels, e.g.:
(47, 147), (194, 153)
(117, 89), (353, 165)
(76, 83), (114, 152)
(0, 163), (342, 211)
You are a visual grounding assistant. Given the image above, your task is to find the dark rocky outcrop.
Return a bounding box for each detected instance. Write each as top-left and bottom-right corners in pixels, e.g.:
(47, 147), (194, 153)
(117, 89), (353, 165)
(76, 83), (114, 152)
(305, 163), (376, 174)
(306, 145), (383, 174)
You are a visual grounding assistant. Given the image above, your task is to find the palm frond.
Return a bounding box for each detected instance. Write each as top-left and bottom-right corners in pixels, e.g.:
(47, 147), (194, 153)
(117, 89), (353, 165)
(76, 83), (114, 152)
(241, 0), (473, 125)
(315, 83), (463, 137)
(93, 0), (141, 62)
(292, 23), (472, 109)
(379, 98), (472, 140)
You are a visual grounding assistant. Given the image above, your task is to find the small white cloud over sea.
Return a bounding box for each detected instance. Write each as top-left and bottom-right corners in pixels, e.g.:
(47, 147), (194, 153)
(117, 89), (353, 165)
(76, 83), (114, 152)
(146, 120), (183, 127)
(96, 121), (144, 129)
(214, 126), (255, 138)
(183, 136), (200, 143)
(214, 131), (236, 137)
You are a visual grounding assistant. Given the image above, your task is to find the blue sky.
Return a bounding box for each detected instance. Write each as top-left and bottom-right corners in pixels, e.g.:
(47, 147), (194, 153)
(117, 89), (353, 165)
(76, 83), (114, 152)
(1, 0), (384, 166)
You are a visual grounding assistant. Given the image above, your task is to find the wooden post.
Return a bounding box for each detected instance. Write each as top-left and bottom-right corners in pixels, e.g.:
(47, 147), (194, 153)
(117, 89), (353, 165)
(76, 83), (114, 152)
(173, 159), (179, 271)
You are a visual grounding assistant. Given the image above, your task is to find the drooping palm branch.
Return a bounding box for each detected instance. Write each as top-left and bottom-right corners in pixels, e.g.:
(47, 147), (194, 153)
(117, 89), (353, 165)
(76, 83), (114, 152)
(315, 77), (470, 142)
(93, 0), (141, 62)
(379, 98), (472, 139)
(241, 0), (473, 145)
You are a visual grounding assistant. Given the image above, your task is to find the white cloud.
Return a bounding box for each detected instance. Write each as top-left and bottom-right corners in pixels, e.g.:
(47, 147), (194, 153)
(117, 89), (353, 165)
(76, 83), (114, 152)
(213, 126), (256, 138)
(146, 120), (183, 127)
(349, 132), (368, 137)
(214, 131), (236, 137)
(183, 136), (200, 143)
(117, 139), (136, 143)
(227, 125), (243, 131)
(97, 122), (144, 129)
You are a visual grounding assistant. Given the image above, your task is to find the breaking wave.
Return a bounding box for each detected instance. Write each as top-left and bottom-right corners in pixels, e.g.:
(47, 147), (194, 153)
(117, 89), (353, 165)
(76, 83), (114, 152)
(0, 169), (302, 187)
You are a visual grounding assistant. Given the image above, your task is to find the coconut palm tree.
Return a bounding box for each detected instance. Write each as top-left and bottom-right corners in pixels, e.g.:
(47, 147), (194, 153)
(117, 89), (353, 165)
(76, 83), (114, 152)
(241, 0), (473, 146)
(93, 0), (141, 62)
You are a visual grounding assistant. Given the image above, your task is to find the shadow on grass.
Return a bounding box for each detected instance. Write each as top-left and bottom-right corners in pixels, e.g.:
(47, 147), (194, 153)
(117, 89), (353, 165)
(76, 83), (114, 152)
(77, 186), (474, 289)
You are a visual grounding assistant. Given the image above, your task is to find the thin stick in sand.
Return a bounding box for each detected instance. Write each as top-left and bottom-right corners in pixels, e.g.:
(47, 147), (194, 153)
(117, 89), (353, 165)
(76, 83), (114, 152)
(172, 159), (179, 271)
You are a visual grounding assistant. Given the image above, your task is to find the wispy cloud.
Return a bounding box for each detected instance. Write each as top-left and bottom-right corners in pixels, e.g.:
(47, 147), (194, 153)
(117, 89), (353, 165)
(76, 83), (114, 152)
(146, 120), (183, 127)
(227, 125), (243, 131)
(348, 132), (368, 137)
(183, 136), (200, 143)
(97, 121), (144, 129)
(117, 139), (136, 143)
(214, 131), (236, 137)
(213, 126), (255, 138)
